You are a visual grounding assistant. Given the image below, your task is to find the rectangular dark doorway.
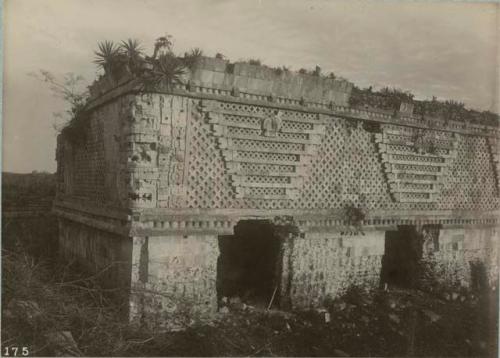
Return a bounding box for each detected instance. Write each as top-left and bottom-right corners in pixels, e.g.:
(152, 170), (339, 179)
(217, 220), (283, 309)
(470, 260), (488, 292)
(380, 225), (422, 289)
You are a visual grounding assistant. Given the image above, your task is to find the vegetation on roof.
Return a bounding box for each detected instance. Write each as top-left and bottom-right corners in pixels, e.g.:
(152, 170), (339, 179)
(349, 86), (499, 127)
(33, 34), (499, 137)
(92, 36), (192, 90)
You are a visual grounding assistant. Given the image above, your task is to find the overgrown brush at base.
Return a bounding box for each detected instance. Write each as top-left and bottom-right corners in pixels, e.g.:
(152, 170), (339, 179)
(2, 245), (497, 357)
(1, 248), (152, 356)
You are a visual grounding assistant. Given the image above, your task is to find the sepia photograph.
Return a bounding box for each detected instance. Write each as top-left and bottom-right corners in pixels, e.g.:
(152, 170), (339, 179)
(1, 0), (499, 356)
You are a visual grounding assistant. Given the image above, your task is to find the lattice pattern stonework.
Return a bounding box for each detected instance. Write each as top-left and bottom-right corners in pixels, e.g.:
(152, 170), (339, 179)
(57, 93), (499, 213)
(185, 99), (498, 211)
(375, 124), (458, 203)
(202, 100), (326, 201)
(487, 136), (500, 193)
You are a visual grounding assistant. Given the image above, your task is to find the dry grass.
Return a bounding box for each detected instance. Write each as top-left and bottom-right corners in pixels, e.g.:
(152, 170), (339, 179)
(1, 248), (151, 356)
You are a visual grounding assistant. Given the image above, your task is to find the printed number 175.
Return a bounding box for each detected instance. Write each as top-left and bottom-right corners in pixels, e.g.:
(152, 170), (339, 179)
(3, 346), (30, 356)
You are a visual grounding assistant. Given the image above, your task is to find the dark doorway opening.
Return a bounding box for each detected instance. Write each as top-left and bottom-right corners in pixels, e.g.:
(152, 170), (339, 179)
(380, 225), (422, 289)
(470, 260), (488, 292)
(217, 220), (283, 308)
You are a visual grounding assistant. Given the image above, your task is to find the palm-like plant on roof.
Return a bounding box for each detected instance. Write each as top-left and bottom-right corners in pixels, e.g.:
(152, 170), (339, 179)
(140, 53), (186, 90)
(94, 41), (121, 75)
(120, 39), (144, 74)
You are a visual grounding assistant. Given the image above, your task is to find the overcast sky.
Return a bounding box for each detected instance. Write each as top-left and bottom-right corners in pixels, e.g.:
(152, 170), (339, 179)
(3, 0), (499, 173)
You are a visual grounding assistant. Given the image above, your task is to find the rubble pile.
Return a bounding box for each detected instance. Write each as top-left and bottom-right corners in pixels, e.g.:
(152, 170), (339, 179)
(129, 286), (498, 357)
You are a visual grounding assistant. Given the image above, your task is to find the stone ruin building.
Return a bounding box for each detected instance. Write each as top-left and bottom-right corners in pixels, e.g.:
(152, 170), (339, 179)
(53, 55), (499, 329)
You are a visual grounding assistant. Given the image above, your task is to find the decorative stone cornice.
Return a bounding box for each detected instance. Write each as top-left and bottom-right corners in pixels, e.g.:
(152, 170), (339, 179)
(84, 80), (500, 139)
(53, 193), (500, 236)
(52, 199), (130, 235)
(124, 207), (500, 236)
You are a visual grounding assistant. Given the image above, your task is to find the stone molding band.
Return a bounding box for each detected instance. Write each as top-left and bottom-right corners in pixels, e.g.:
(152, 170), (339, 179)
(84, 80), (500, 139)
(52, 199), (499, 237)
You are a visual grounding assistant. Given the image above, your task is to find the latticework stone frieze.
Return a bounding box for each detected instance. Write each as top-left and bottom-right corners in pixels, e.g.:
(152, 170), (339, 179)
(57, 99), (128, 206)
(56, 93), (500, 215)
(375, 125), (458, 203)
(71, 116), (106, 201)
(294, 117), (392, 210)
(173, 97), (500, 212)
(203, 100), (326, 201)
(487, 136), (500, 193)
(437, 135), (498, 210)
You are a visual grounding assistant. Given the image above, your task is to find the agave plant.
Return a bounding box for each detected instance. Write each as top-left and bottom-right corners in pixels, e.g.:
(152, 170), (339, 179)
(120, 38), (144, 74)
(120, 39), (143, 61)
(141, 53), (186, 90)
(94, 41), (121, 75)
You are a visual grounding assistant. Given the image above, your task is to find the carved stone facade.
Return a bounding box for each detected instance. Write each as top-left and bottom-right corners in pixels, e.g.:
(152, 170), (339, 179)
(54, 60), (500, 328)
(376, 125), (458, 203)
(204, 100), (326, 201)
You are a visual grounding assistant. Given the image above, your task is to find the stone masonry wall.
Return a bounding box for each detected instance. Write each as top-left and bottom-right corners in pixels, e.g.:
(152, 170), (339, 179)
(57, 96), (130, 207)
(281, 231), (385, 309)
(129, 234), (219, 329)
(421, 226), (499, 291)
(188, 57), (353, 107)
(58, 218), (133, 290)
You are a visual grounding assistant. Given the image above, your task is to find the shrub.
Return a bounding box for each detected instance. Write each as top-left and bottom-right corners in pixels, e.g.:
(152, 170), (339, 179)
(349, 84), (499, 126)
(140, 53), (186, 90)
(342, 203), (366, 228)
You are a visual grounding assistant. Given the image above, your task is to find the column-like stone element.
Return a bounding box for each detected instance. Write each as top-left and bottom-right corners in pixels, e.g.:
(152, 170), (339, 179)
(281, 230), (385, 309)
(129, 234), (219, 329)
(129, 236), (148, 324)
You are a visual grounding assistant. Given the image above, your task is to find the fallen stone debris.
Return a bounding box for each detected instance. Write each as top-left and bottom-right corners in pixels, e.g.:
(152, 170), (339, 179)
(113, 286), (497, 357)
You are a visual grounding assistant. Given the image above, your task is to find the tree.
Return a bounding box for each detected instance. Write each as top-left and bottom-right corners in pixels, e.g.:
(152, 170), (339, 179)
(150, 35), (173, 60)
(29, 70), (89, 133)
